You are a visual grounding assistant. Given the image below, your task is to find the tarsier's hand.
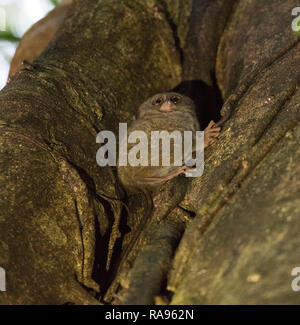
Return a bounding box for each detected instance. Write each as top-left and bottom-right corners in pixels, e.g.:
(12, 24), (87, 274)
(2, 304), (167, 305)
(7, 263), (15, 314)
(143, 120), (222, 181)
(204, 120), (221, 148)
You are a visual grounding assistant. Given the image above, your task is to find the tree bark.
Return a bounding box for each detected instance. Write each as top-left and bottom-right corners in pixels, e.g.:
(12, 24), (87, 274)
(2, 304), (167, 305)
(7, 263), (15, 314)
(0, 0), (299, 305)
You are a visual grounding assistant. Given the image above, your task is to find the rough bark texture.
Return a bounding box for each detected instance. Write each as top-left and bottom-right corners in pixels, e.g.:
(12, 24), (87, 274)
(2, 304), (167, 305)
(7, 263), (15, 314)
(0, 0), (299, 305)
(169, 0), (300, 304)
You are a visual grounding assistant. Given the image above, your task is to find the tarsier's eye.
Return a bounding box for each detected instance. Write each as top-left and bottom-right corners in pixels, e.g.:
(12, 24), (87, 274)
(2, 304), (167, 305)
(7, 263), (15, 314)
(170, 96), (181, 104)
(152, 97), (163, 105)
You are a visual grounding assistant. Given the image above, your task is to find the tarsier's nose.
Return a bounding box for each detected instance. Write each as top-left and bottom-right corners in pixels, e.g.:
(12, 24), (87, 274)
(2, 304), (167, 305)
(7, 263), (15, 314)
(160, 99), (176, 112)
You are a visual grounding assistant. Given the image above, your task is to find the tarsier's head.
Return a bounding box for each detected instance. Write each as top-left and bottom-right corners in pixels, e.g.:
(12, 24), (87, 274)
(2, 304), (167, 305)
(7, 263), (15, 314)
(138, 92), (196, 118)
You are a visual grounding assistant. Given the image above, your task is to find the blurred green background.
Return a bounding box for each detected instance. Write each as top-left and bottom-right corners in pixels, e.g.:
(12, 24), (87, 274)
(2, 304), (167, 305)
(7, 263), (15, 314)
(0, 0), (57, 89)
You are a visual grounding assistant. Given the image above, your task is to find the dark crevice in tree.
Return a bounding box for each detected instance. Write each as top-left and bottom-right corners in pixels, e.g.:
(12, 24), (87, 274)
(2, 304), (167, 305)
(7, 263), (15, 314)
(177, 204), (196, 219)
(173, 0), (237, 129)
(92, 208), (113, 299)
(63, 160), (119, 294)
(63, 159), (136, 300)
(74, 199), (85, 279)
(172, 78), (223, 129)
(100, 202), (131, 297)
(158, 276), (174, 303)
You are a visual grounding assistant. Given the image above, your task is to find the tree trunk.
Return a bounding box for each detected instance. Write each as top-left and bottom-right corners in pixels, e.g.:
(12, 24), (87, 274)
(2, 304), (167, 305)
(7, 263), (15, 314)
(0, 0), (299, 305)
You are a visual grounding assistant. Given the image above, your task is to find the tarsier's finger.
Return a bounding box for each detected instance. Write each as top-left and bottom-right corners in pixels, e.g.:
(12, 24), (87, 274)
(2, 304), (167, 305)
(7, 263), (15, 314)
(207, 132), (220, 138)
(209, 134), (219, 141)
(207, 129), (220, 134)
(210, 127), (221, 131)
(205, 120), (215, 129)
(208, 136), (219, 141)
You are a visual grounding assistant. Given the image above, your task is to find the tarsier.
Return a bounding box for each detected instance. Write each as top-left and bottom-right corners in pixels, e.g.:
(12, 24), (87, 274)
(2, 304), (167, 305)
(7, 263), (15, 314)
(116, 92), (221, 269)
(118, 92), (221, 190)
